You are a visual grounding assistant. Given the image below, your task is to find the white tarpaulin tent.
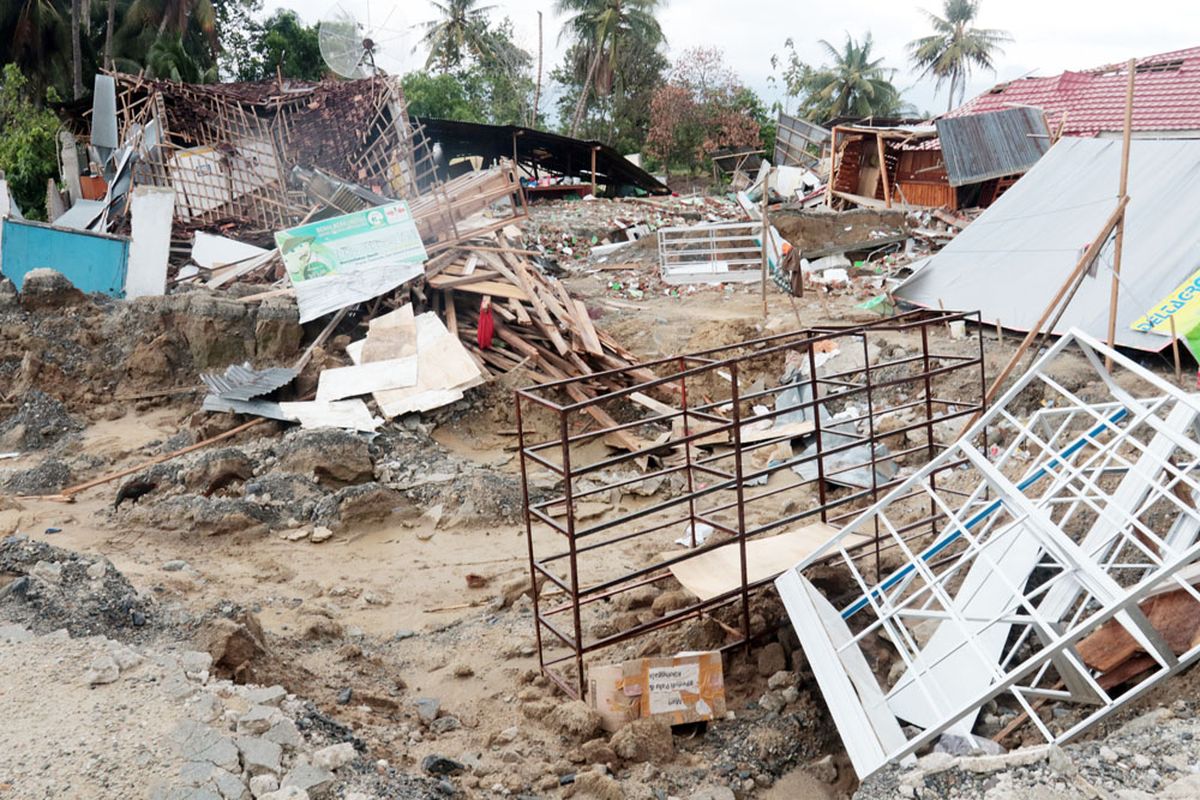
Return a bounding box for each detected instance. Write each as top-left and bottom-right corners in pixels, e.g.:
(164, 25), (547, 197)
(897, 137), (1200, 352)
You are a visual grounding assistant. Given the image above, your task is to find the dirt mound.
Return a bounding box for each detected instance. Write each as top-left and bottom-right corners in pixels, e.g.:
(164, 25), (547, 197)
(0, 536), (156, 640)
(1, 458), (72, 494)
(772, 208), (908, 254)
(0, 390), (85, 451)
(0, 286), (302, 414)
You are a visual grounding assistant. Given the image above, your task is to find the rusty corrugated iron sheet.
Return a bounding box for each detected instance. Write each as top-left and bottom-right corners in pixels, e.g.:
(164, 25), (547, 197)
(935, 108), (1051, 187)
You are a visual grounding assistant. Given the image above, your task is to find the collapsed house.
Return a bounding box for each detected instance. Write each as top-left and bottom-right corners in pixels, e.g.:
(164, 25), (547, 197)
(0, 71), (671, 431)
(826, 109), (1051, 211)
(412, 118), (669, 199)
(897, 136), (1200, 354)
(776, 328), (1200, 779)
(827, 46), (1200, 213)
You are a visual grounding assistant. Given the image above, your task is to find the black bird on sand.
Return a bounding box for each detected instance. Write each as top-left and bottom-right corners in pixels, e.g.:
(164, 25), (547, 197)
(114, 479), (157, 510)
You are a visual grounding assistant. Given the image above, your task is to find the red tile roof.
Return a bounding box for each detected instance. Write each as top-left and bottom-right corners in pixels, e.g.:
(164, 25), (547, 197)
(947, 46), (1200, 136)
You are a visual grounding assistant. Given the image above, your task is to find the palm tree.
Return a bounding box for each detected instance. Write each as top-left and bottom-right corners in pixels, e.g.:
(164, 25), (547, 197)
(3, 0), (68, 100)
(104, 0), (117, 69)
(145, 32), (216, 81)
(415, 0), (498, 72)
(555, 0), (665, 137)
(123, 0), (217, 51)
(796, 34), (904, 123)
(908, 0), (1011, 112)
(71, 0), (83, 98)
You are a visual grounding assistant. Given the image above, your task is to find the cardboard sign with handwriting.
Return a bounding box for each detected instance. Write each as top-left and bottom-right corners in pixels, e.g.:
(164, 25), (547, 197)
(621, 651), (725, 725)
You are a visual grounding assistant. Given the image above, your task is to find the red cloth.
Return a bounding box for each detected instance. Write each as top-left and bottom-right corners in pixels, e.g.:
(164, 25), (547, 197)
(477, 300), (494, 349)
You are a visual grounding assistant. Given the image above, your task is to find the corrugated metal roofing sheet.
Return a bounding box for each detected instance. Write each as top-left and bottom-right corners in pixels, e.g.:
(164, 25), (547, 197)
(200, 363), (297, 402)
(936, 108), (1051, 186)
(897, 137), (1200, 352)
(948, 46), (1200, 137)
(774, 112), (830, 168)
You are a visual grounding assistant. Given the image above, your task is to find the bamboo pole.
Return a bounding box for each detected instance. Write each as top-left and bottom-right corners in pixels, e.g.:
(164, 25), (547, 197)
(531, 11), (543, 127)
(1105, 58), (1136, 372)
(1170, 315), (1183, 384)
(761, 166), (771, 318)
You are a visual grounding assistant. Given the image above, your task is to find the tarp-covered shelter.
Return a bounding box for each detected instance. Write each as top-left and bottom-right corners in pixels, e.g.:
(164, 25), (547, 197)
(413, 118), (669, 197)
(897, 137), (1200, 352)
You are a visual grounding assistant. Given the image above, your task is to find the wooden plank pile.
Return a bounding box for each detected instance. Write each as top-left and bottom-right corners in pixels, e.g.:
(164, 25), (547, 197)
(422, 230), (656, 394)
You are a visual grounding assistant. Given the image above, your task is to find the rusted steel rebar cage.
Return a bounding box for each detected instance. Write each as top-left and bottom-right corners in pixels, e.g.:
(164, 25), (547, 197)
(516, 310), (988, 699)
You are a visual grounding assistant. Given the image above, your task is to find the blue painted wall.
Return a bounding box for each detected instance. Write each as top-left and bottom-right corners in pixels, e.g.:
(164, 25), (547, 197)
(0, 219), (128, 296)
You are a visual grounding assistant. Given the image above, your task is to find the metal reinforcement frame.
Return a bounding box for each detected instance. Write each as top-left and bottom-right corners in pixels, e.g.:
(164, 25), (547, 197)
(515, 310), (988, 698)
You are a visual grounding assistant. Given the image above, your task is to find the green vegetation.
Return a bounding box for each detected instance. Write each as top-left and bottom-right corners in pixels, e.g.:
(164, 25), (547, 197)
(0, 64), (61, 219)
(779, 33), (909, 123)
(554, 0), (665, 137)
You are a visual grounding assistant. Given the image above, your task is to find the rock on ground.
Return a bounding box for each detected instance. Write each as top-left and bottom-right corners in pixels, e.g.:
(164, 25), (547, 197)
(610, 717), (675, 763)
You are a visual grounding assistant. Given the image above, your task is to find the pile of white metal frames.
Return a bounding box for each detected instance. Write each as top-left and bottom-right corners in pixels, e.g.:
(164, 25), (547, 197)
(777, 327), (1200, 778)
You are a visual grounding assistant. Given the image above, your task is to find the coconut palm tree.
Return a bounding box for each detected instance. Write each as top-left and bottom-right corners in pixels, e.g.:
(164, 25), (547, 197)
(415, 0), (498, 72)
(2, 0), (68, 100)
(104, 0), (117, 69)
(795, 33), (904, 123)
(908, 0), (1011, 112)
(145, 31), (216, 81)
(123, 0), (216, 51)
(555, 0), (665, 137)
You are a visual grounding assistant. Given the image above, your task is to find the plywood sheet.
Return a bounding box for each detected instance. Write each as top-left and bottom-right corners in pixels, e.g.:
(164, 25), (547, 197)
(371, 313), (486, 418)
(278, 399), (381, 432)
(665, 522), (850, 601)
(315, 357), (418, 402)
(362, 304), (417, 362)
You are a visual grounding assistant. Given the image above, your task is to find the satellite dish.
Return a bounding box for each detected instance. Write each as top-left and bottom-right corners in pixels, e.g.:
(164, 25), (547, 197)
(318, 1), (417, 79)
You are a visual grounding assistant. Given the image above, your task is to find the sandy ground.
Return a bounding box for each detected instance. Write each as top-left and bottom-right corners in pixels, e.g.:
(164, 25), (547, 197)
(2, 243), (1192, 799)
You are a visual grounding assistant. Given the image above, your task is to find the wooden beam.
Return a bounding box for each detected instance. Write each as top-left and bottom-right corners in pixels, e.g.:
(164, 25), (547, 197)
(1105, 58), (1136, 372)
(876, 134), (893, 208)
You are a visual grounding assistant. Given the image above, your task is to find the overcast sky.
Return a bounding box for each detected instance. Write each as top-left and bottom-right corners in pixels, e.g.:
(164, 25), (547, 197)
(263, 0), (1198, 118)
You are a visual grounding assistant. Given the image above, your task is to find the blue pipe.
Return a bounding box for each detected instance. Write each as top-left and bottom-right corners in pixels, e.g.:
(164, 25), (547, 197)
(842, 407), (1129, 619)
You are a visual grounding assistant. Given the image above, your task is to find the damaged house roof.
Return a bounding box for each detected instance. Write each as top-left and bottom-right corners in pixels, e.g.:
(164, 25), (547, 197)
(935, 108), (1051, 186)
(412, 118), (670, 197)
(948, 46), (1200, 137)
(897, 136), (1200, 352)
(93, 73), (430, 238)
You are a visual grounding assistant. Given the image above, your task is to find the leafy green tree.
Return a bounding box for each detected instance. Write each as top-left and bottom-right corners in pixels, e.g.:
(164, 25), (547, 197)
(229, 9), (324, 82)
(0, 64), (61, 219)
(402, 70), (479, 120)
(908, 0), (1011, 111)
(405, 20), (535, 128)
(782, 33), (906, 123)
(554, 0), (665, 137)
(551, 17), (667, 148)
(212, 0), (261, 79)
(416, 0), (497, 72)
(114, 0), (220, 80)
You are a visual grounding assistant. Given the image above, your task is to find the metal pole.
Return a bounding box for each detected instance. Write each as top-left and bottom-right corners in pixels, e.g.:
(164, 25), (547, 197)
(515, 393), (547, 683)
